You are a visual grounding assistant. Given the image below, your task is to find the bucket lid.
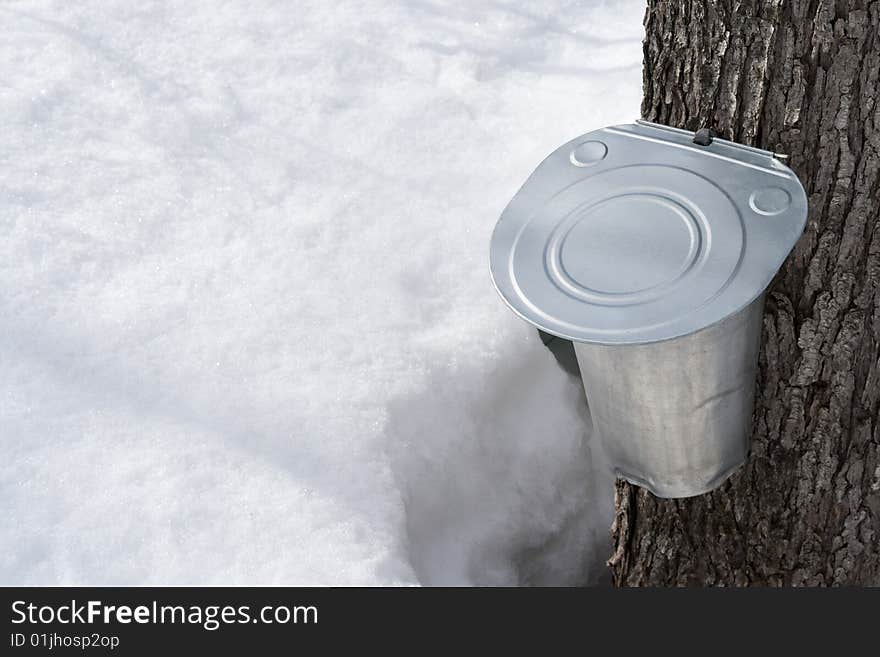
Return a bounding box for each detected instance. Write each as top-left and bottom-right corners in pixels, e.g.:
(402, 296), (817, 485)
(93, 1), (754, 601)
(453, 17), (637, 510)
(489, 120), (808, 345)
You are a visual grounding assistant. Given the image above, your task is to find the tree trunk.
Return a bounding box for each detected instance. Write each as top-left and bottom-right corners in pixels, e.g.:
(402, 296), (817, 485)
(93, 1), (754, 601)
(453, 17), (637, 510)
(609, 0), (880, 586)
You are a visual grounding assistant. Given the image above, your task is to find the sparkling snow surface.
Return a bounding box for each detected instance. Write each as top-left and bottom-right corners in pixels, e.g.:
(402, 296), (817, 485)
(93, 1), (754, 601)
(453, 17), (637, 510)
(1, 0), (644, 585)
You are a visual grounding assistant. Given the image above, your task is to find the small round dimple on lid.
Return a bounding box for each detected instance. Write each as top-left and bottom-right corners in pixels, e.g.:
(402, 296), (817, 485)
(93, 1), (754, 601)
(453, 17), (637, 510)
(490, 121), (808, 345)
(570, 140), (607, 166)
(749, 187), (792, 215)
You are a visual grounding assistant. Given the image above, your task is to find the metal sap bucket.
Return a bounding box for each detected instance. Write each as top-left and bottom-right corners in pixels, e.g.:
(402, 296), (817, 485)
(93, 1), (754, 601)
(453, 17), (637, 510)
(489, 120), (807, 498)
(573, 295), (764, 497)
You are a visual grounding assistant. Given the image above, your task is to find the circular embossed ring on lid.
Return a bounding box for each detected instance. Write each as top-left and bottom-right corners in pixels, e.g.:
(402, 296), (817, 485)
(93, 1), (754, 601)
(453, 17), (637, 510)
(489, 122), (809, 345)
(548, 192), (702, 303)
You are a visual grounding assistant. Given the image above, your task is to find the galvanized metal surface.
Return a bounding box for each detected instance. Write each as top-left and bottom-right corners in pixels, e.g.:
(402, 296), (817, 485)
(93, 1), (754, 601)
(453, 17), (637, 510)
(489, 121), (808, 497)
(574, 295), (765, 498)
(489, 120), (808, 345)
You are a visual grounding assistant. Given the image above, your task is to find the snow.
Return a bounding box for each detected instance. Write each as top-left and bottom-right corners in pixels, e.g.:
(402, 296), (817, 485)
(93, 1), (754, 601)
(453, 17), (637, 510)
(0, 0), (644, 585)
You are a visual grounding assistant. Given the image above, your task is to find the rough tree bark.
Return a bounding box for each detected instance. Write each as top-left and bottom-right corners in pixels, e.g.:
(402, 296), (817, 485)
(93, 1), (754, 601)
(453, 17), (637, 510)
(609, 0), (880, 586)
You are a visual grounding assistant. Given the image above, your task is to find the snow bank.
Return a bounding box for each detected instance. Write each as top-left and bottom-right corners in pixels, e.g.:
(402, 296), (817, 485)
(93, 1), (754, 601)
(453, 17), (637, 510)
(0, 0), (644, 585)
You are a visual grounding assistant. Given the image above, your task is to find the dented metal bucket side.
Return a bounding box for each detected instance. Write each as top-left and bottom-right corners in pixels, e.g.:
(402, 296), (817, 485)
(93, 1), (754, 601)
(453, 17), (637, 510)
(573, 295), (765, 498)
